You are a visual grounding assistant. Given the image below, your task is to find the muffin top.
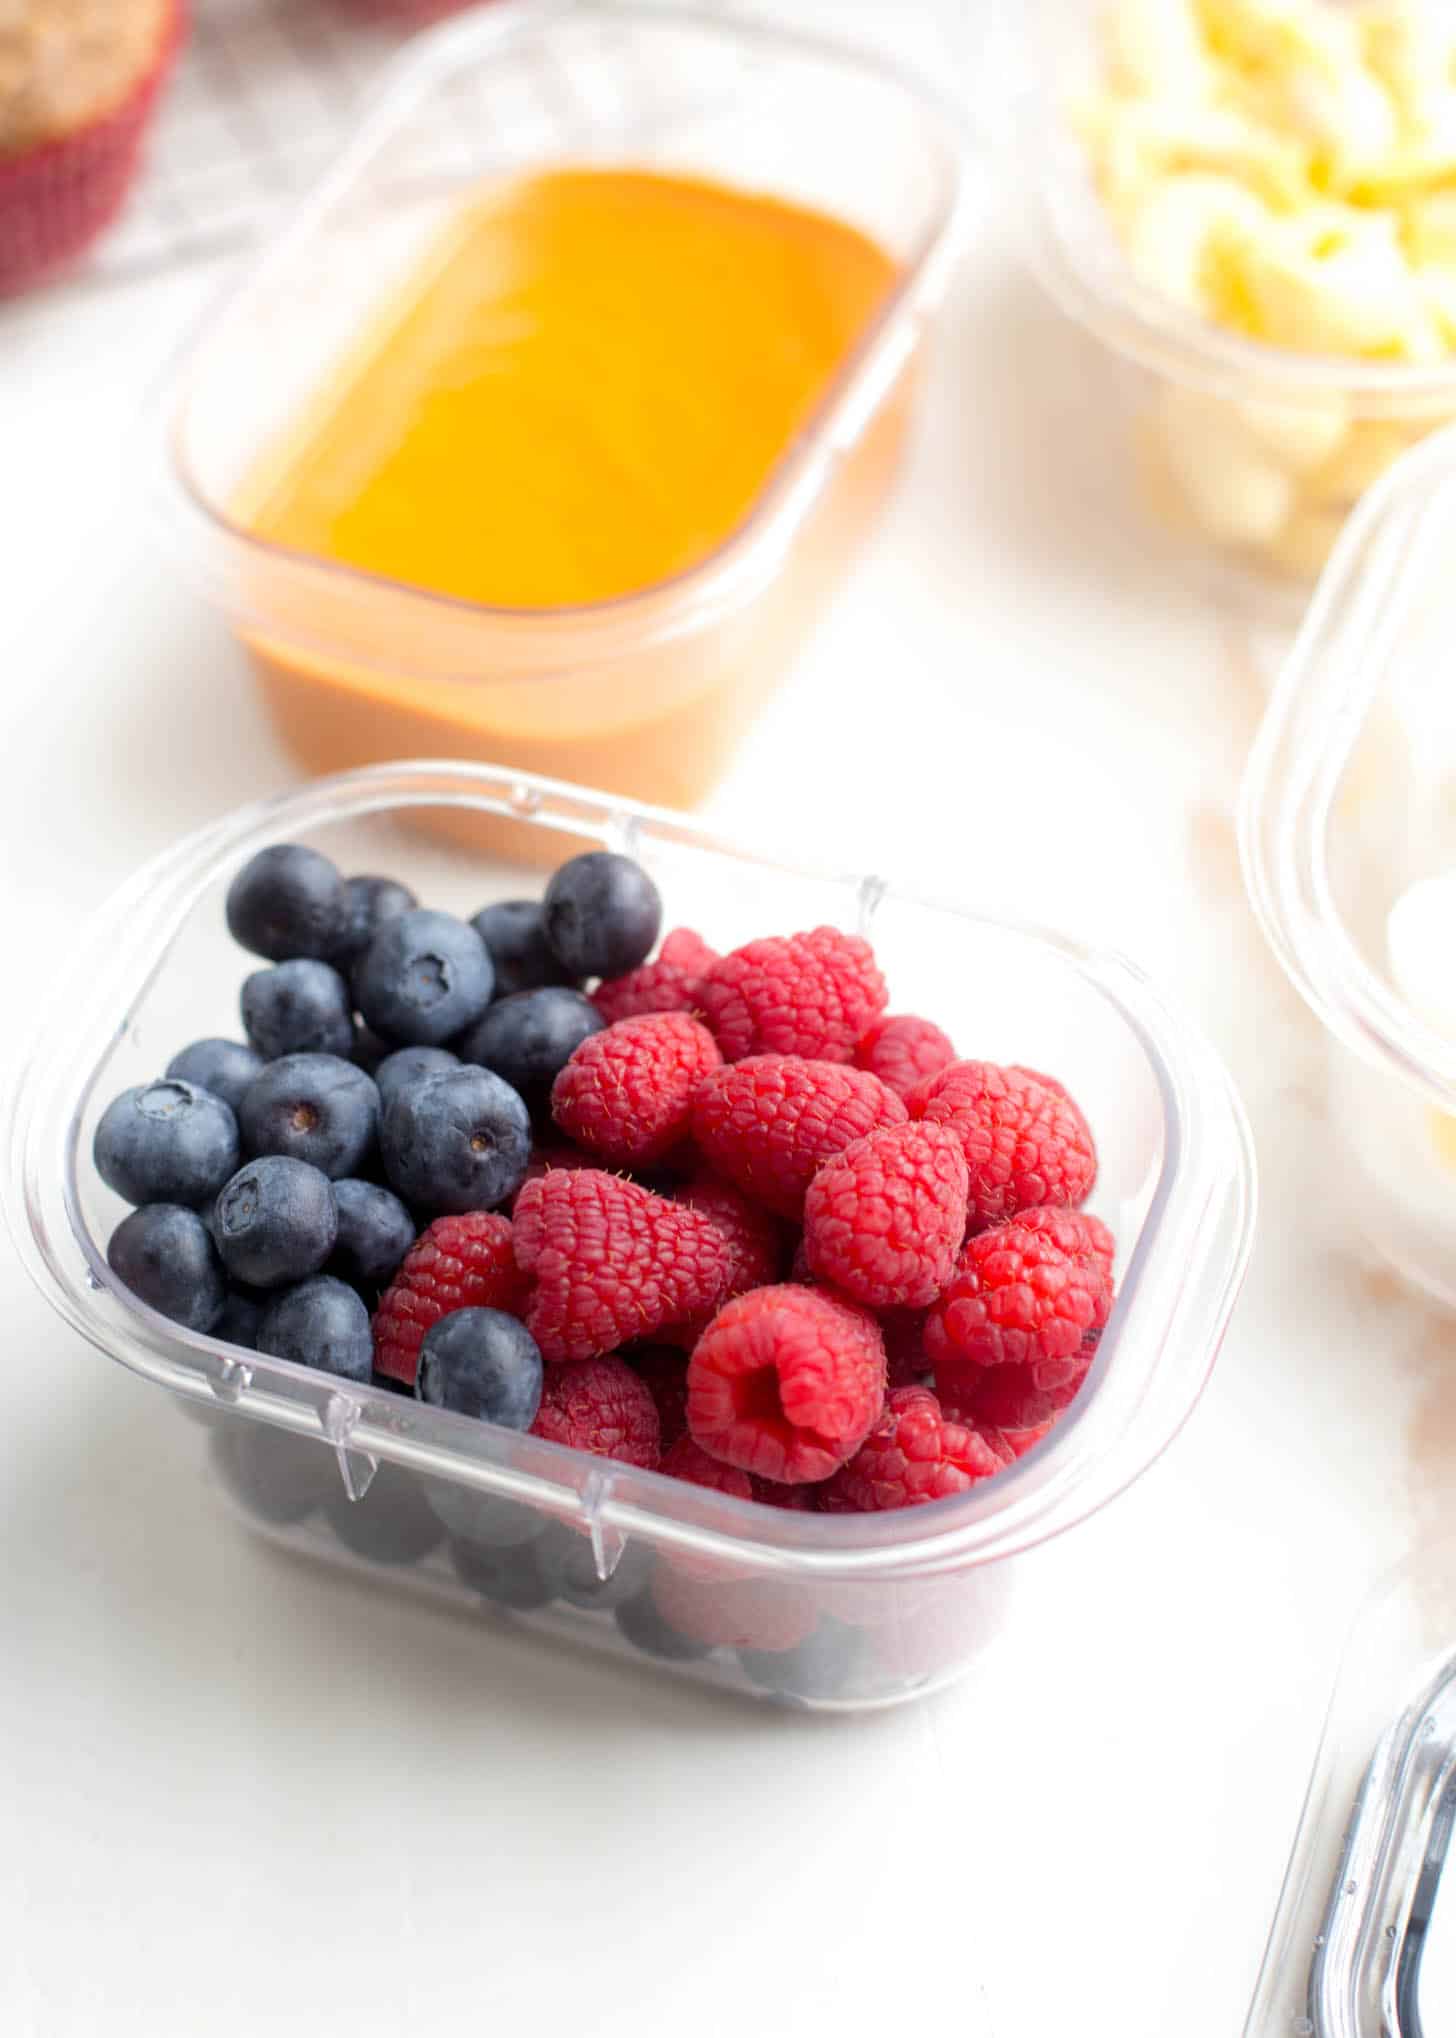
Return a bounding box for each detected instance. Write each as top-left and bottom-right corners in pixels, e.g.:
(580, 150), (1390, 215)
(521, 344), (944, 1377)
(0, 0), (170, 157)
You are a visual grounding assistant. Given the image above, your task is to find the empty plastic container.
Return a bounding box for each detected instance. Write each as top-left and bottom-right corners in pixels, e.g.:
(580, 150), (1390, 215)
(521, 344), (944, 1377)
(5, 761), (1255, 1708)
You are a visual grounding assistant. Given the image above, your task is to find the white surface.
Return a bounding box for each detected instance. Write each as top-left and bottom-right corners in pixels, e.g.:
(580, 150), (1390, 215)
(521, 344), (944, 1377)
(2, 5), (1451, 2036)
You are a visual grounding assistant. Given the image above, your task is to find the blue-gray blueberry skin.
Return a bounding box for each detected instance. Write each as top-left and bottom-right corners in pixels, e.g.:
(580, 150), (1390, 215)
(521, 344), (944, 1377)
(108, 1204), (226, 1333)
(241, 959), (355, 1062)
(226, 843), (350, 963)
(737, 1618), (864, 1703)
(454, 987), (603, 1111)
(213, 1156), (338, 1288)
(213, 1287), (265, 1351)
(470, 899), (580, 996)
(541, 852), (662, 979)
(542, 1526), (654, 1613)
(422, 1483), (545, 1550)
(331, 875), (418, 967)
(238, 1053), (380, 1179)
(210, 1423), (335, 1526)
(374, 1046), (459, 1111)
(614, 1590), (712, 1662)
(94, 1079), (240, 1209)
(354, 909), (494, 1047)
(328, 1178), (416, 1289)
(257, 1275), (372, 1384)
(415, 1308), (543, 1430)
(448, 1535), (561, 1611)
(380, 1065), (531, 1214)
(164, 1038), (266, 1116)
(325, 1465), (444, 1567)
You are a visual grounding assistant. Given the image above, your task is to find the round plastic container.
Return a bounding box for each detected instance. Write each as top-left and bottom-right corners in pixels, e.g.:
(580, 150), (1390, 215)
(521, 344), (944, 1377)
(1241, 424), (1456, 1307)
(4, 762), (1254, 1711)
(158, 4), (965, 813)
(991, 0), (1456, 603)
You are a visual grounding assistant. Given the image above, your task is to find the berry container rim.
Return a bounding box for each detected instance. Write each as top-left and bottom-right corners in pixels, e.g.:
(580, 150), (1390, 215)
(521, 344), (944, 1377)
(4, 761), (1256, 1584)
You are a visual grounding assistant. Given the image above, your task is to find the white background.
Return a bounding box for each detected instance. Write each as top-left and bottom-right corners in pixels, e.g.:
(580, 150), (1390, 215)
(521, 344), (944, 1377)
(2, 3), (1451, 2033)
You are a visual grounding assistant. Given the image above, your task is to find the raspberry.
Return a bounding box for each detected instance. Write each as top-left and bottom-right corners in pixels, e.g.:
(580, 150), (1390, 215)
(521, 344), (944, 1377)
(880, 1306), (932, 1389)
(591, 929), (719, 1025)
(530, 1356), (661, 1467)
(650, 1563), (816, 1652)
(371, 1213), (526, 1386)
(1011, 1204), (1116, 1281)
(551, 1012), (722, 1167)
(687, 1283), (886, 1482)
(513, 1170), (730, 1363)
(819, 1387), (1004, 1512)
(935, 1361), (1071, 1457)
(854, 1014), (957, 1098)
(698, 927), (888, 1064)
(660, 1435), (816, 1508)
(626, 1344), (690, 1451)
(692, 1055), (907, 1219)
(510, 1141), (598, 1208)
(908, 1061), (1097, 1229)
(803, 1121), (969, 1308)
(659, 1172), (785, 1346)
(923, 1221), (1112, 1375)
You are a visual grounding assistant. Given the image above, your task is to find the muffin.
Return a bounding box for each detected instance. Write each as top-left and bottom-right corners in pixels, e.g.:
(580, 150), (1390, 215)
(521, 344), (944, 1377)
(0, 0), (184, 294)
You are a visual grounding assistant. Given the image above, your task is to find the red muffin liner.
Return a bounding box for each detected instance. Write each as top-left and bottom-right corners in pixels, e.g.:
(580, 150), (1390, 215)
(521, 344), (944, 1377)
(0, 0), (186, 296)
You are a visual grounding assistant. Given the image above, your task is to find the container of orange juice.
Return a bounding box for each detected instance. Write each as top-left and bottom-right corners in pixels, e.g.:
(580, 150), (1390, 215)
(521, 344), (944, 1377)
(161, 4), (965, 813)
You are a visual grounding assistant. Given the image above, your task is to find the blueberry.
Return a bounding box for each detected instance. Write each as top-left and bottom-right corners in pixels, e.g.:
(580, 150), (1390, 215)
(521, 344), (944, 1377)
(538, 1524), (654, 1612)
(614, 1589), (713, 1662)
(332, 874), (418, 966)
(423, 1484), (544, 1549)
(94, 1079), (240, 1208)
(355, 908), (494, 1047)
(329, 1178), (415, 1289)
(737, 1618), (864, 1703)
(454, 987), (603, 1110)
(108, 1204), (225, 1333)
(449, 1534), (560, 1611)
(164, 1038), (266, 1115)
(214, 1285), (266, 1350)
(542, 852), (661, 978)
(258, 1274), (372, 1382)
(226, 842), (349, 962)
(374, 1045), (459, 1110)
(415, 1308), (542, 1429)
(471, 899), (578, 996)
(351, 1024), (392, 1076)
(213, 1156), (338, 1288)
(211, 1422), (335, 1525)
(380, 1065), (531, 1214)
(326, 1464), (444, 1566)
(238, 1052), (380, 1179)
(241, 959), (355, 1062)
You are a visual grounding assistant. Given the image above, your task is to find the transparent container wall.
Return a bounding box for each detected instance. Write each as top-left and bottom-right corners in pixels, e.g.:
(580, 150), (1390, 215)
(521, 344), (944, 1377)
(11, 764), (1253, 1712)
(995, 0), (1456, 606)
(1242, 431), (1456, 1308)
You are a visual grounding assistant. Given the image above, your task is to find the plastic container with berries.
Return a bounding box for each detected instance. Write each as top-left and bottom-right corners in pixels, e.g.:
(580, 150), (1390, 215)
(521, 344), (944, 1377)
(156, 4), (965, 814)
(1242, 420), (1456, 1308)
(989, 0), (1456, 605)
(4, 761), (1254, 1710)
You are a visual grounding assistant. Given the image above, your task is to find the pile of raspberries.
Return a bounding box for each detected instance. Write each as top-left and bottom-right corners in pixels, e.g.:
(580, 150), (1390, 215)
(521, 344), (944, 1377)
(374, 919), (1112, 1518)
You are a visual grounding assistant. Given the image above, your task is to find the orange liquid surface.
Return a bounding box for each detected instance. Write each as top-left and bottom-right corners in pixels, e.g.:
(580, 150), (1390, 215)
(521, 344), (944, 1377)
(229, 166), (909, 826)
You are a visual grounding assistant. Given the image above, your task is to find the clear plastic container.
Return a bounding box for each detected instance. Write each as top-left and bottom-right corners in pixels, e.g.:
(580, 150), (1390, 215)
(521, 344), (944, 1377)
(1241, 424), (1456, 1307)
(1246, 1537), (1456, 2036)
(3, 761), (1255, 1710)
(158, 5), (965, 813)
(990, 0), (1456, 603)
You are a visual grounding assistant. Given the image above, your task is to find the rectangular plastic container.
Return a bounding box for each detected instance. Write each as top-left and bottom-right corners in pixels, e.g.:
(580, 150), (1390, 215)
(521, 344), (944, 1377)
(4, 762), (1254, 1710)
(988, 0), (1456, 607)
(1241, 424), (1456, 1308)
(158, 3), (965, 813)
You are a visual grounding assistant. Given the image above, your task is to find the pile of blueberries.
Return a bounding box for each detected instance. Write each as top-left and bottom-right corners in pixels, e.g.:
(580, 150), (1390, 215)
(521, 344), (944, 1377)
(96, 837), (660, 1417)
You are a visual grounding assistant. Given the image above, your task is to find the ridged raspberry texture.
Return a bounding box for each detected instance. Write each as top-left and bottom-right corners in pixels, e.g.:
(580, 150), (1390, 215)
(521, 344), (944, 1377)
(591, 929), (719, 1026)
(854, 1015), (957, 1099)
(659, 1173), (785, 1347)
(550, 1012), (721, 1167)
(880, 1307), (932, 1389)
(660, 1436), (817, 1509)
(530, 1356), (661, 1468)
(372, 1212), (526, 1387)
(923, 1220), (1113, 1376)
(692, 1056), (907, 1220)
(803, 1121), (969, 1309)
(1011, 1204), (1116, 1283)
(908, 1060), (1097, 1230)
(698, 927), (888, 1064)
(0, 0), (185, 296)
(935, 1361), (1073, 1459)
(819, 1387), (1005, 1512)
(687, 1283), (886, 1483)
(513, 1170), (731, 1363)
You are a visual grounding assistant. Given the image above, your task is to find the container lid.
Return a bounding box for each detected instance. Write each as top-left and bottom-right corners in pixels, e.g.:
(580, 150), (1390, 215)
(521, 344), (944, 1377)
(1247, 1538), (1456, 2036)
